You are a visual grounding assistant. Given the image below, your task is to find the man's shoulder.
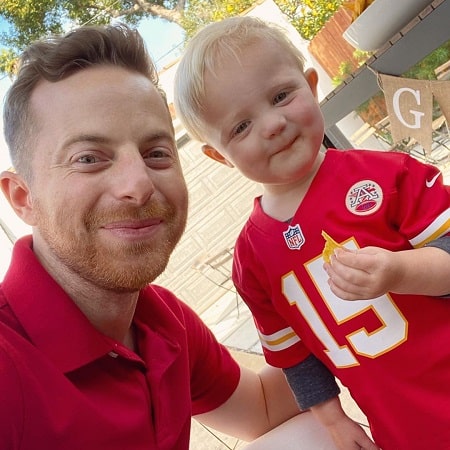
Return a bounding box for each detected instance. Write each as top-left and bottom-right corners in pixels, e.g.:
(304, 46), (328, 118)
(0, 330), (23, 442)
(0, 314), (25, 400)
(0, 285), (34, 379)
(0, 285), (26, 336)
(0, 282), (7, 308)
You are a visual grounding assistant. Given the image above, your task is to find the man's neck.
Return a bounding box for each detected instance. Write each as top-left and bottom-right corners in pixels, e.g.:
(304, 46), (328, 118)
(76, 294), (138, 349)
(32, 235), (140, 348)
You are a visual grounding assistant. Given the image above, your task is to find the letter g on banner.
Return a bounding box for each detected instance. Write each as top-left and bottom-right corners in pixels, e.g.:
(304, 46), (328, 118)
(380, 74), (433, 153)
(392, 87), (425, 128)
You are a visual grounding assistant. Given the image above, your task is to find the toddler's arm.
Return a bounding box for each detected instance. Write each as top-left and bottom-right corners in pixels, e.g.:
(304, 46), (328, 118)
(324, 236), (450, 301)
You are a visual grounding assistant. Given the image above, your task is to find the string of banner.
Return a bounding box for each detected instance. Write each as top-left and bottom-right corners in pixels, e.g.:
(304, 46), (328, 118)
(376, 72), (449, 154)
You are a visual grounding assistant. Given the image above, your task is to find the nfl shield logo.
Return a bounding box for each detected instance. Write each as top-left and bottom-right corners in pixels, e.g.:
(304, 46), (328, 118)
(283, 224), (305, 250)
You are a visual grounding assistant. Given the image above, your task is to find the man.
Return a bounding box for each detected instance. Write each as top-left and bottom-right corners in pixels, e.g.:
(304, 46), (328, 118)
(0, 23), (338, 449)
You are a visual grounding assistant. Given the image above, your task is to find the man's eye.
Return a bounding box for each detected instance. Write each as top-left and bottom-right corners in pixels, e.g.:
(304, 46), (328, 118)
(274, 92), (287, 104)
(77, 154), (98, 164)
(144, 148), (174, 163)
(148, 149), (168, 159)
(143, 147), (175, 168)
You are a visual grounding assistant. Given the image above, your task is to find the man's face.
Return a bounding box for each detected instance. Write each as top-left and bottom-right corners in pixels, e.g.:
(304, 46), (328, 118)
(25, 65), (188, 291)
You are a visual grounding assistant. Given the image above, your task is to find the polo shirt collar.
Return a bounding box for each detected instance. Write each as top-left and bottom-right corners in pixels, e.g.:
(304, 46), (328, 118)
(2, 235), (118, 373)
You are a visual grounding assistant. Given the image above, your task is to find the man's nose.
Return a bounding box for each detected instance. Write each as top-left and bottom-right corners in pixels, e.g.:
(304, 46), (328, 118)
(111, 151), (155, 205)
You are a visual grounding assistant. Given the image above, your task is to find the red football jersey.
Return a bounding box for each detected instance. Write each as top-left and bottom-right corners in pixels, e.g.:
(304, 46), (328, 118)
(233, 149), (450, 449)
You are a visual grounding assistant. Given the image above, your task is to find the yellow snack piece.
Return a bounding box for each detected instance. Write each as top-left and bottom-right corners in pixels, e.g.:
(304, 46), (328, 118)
(321, 231), (342, 263)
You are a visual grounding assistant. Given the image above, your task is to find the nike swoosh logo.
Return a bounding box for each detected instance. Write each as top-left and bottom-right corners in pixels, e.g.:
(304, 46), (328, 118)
(426, 173), (440, 188)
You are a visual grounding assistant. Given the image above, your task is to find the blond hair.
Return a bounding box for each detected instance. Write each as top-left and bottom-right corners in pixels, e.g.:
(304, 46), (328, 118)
(174, 16), (306, 142)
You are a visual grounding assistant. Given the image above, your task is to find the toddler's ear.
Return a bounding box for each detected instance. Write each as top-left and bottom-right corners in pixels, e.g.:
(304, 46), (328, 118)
(304, 68), (319, 99)
(201, 145), (234, 168)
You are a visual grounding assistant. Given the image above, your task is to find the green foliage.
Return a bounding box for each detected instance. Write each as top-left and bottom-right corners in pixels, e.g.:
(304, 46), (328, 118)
(0, 0), (65, 50)
(181, 0), (254, 38)
(0, 0), (256, 75)
(403, 40), (450, 80)
(331, 49), (370, 86)
(275, 0), (343, 40)
(331, 60), (353, 86)
(0, 0), (184, 76)
(0, 48), (18, 76)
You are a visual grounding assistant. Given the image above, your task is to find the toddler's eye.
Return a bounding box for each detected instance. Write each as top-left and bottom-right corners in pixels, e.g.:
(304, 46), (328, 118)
(274, 92), (287, 104)
(234, 121), (250, 136)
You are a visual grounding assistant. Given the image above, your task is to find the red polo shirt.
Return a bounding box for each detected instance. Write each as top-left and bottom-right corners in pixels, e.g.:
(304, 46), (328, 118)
(0, 236), (240, 450)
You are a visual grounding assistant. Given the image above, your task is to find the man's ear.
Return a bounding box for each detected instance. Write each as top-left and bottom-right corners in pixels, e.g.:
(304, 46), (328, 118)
(201, 145), (234, 168)
(0, 171), (37, 226)
(304, 68), (319, 100)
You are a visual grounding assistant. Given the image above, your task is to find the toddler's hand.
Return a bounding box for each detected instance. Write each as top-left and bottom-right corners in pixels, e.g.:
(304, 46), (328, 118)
(324, 246), (401, 300)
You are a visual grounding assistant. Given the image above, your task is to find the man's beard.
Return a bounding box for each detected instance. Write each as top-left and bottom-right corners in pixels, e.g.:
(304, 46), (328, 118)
(34, 200), (187, 292)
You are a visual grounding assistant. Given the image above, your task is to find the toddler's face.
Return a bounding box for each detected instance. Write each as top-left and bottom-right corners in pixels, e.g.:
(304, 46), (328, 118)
(201, 38), (324, 189)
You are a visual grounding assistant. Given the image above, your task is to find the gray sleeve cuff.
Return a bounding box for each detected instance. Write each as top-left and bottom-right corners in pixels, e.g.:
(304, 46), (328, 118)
(283, 354), (340, 410)
(425, 236), (450, 297)
(425, 236), (450, 254)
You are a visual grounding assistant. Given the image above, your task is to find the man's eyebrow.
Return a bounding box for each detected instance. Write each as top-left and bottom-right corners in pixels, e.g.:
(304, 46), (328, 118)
(142, 131), (176, 143)
(62, 134), (110, 148)
(62, 131), (176, 149)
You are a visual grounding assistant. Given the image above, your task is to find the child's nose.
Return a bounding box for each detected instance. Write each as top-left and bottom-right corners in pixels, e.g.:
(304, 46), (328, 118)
(261, 112), (287, 139)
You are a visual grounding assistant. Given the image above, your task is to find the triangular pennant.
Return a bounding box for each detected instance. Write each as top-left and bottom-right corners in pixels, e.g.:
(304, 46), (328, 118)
(380, 74), (434, 154)
(431, 80), (450, 124)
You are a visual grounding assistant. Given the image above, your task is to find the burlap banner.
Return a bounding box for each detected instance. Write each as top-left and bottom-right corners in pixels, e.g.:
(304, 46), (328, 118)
(379, 74), (450, 154)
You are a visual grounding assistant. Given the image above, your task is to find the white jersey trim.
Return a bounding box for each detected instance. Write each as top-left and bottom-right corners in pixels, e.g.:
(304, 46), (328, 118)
(410, 208), (450, 248)
(258, 326), (301, 352)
